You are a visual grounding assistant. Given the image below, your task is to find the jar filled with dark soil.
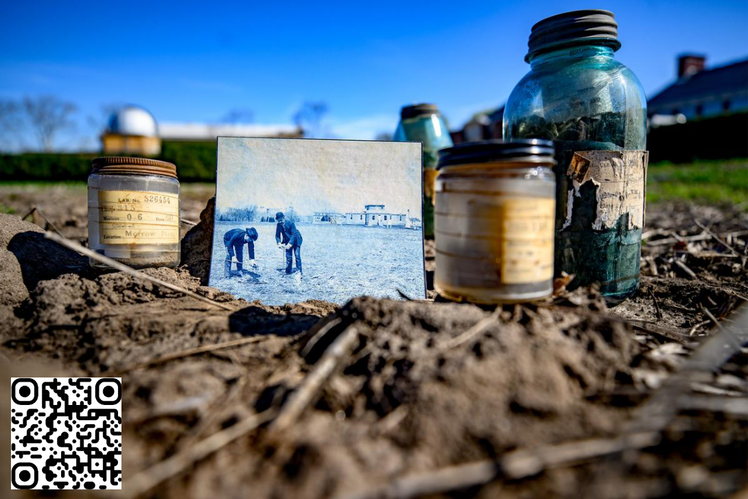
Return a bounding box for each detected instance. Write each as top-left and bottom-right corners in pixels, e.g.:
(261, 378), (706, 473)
(394, 103), (454, 238)
(88, 157), (180, 269)
(503, 10), (648, 304)
(435, 139), (556, 303)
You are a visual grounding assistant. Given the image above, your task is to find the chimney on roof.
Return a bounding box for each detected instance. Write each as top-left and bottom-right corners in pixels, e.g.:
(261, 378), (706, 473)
(678, 54), (706, 78)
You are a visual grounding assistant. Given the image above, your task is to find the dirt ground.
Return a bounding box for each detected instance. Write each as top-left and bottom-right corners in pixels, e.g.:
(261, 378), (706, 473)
(0, 184), (746, 498)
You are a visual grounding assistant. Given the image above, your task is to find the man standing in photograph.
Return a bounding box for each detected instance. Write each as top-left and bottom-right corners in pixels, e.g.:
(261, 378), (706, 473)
(283, 218), (303, 276)
(224, 227), (259, 278)
(275, 212), (290, 271)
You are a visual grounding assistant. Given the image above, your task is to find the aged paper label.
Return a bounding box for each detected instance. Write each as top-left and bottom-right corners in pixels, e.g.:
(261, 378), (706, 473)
(566, 150), (649, 230)
(500, 198), (555, 284)
(424, 168), (439, 203)
(98, 190), (179, 245)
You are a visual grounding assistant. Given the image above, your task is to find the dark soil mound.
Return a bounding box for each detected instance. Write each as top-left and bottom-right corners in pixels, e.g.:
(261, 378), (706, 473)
(0, 213), (88, 306)
(3, 267), (330, 373)
(244, 296), (639, 498)
(181, 197), (215, 285)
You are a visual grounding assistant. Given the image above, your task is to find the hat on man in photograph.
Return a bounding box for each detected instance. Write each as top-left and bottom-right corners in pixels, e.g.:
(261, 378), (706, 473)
(246, 227), (259, 241)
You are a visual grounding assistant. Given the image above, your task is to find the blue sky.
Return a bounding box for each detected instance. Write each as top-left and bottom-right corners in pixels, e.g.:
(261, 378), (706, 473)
(1, 0), (747, 150)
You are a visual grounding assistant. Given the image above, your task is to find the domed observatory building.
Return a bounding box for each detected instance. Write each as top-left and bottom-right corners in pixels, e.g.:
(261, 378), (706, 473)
(101, 105), (161, 156)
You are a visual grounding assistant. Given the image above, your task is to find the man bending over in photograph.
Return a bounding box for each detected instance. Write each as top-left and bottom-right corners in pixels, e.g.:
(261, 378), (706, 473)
(275, 212), (289, 246)
(283, 219), (303, 275)
(224, 227), (259, 278)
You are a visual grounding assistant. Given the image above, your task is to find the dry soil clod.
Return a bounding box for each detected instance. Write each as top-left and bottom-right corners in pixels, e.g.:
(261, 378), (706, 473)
(271, 324), (361, 432)
(45, 230), (234, 311)
(125, 409), (276, 499)
(340, 432), (662, 499)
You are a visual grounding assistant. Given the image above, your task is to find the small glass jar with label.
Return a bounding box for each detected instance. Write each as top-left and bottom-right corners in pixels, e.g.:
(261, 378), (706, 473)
(434, 140), (556, 303)
(87, 157), (180, 269)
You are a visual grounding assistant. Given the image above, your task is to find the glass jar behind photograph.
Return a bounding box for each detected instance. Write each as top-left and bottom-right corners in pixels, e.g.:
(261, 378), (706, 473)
(394, 103), (454, 239)
(87, 157), (181, 269)
(434, 140), (556, 304)
(503, 9), (648, 305)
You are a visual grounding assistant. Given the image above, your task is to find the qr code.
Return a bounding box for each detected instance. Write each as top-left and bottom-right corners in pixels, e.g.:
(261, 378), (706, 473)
(10, 378), (122, 490)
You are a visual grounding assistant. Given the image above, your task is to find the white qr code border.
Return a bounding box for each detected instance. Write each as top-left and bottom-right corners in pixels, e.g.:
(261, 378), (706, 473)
(10, 377), (122, 490)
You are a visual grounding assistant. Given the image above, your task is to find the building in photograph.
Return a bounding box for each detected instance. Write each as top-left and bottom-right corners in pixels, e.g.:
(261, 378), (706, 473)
(343, 204), (411, 227)
(344, 212), (366, 225)
(364, 204), (407, 227)
(313, 212), (344, 224)
(648, 55), (748, 126)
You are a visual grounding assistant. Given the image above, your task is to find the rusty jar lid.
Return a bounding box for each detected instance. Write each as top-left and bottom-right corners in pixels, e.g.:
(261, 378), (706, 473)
(400, 103), (440, 120)
(91, 157), (177, 179)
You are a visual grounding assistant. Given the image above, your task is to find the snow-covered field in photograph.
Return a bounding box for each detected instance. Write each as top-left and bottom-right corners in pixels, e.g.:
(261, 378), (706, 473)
(209, 221), (424, 305)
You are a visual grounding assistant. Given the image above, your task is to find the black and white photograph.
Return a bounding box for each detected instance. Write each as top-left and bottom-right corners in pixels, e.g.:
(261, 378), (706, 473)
(209, 137), (425, 305)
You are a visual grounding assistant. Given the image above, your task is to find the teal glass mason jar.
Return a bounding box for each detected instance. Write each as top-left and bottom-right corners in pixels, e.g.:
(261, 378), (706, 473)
(503, 10), (648, 304)
(394, 103), (453, 238)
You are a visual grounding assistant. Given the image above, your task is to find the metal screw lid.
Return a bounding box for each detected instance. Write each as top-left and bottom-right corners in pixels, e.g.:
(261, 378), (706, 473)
(91, 157), (178, 179)
(526, 9), (621, 62)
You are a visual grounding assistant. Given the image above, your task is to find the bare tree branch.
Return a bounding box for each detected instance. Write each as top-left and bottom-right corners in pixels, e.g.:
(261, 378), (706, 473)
(222, 108), (254, 124)
(294, 101), (329, 138)
(0, 99), (23, 150)
(21, 95), (77, 151)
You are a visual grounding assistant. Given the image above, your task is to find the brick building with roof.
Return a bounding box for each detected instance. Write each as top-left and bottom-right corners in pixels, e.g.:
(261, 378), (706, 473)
(648, 55), (748, 126)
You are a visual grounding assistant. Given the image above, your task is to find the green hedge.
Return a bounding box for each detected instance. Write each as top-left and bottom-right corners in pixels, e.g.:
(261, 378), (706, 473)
(0, 140), (218, 182)
(159, 140), (216, 181)
(648, 112), (748, 163)
(0, 152), (95, 180)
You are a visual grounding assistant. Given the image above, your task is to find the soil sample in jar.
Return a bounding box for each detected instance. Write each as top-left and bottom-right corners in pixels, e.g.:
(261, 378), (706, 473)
(435, 140), (556, 303)
(504, 10), (648, 305)
(394, 103), (454, 239)
(87, 157), (180, 269)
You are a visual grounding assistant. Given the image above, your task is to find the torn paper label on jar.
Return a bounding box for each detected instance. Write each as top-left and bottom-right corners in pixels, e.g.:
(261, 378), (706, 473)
(565, 150), (648, 231)
(423, 169), (439, 203)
